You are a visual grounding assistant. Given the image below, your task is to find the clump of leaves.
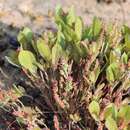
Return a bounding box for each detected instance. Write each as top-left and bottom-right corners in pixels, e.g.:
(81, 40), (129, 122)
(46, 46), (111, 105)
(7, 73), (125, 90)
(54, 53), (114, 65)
(6, 5), (130, 130)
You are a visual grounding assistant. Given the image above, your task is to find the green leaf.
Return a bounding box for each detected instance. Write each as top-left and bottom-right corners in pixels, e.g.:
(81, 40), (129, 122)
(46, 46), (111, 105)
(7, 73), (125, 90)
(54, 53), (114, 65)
(107, 23), (113, 34)
(75, 16), (83, 41)
(52, 26), (68, 65)
(66, 6), (76, 26)
(37, 38), (51, 62)
(32, 127), (41, 130)
(104, 103), (117, 120)
(105, 116), (118, 130)
(89, 71), (96, 83)
(70, 113), (81, 123)
(35, 62), (44, 71)
(17, 31), (27, 48)
(17, 27), (33, 49)
(89, 100), (100, 121)
(118, 105), (130, 124)
(5, 50), (20, 67)
(91, 42), (99, 54)
(106, 64), (115, 82)
(57, 29), (66, 49)
(100, 41), (109, 55)
(31, 40), (38, 54)
(18, 50), (37, 74)
(64, 24), (77, 42)
(123, 25), (130, 34)
(52, 43), (62, 65)
(80, 43), (88, 57)
(121, 52), (128, 64)
(71, 44), (82, 62)
(12, 85), (25, 98)
(106, 63), (120, 82)
(125, 33), (130, 51)
(56, 15), (77, 42)
(55, 4), (62, 16)
(94, 66), (100, 80)
(84, 18), (102, 40)
(82, 26), (93, 40)
(16, 117), (25, 125)
(92, 17), (102, 38)
(118, 105), (129, 118)
(110, 51), (118, 64)
(22, 27), (33, 42)
(55, 5), (65, 28)
(89, 66), (100, 84)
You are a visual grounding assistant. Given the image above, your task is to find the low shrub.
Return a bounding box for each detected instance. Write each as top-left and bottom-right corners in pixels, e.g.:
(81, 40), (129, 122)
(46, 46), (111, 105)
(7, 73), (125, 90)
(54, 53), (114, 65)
(4, 5), (130, 130)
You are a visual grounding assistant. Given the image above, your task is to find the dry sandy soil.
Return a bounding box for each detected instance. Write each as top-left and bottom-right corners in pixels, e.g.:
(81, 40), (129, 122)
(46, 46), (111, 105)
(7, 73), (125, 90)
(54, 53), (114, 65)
(0, 0), (130, 31)
(0, 0), (130, 88)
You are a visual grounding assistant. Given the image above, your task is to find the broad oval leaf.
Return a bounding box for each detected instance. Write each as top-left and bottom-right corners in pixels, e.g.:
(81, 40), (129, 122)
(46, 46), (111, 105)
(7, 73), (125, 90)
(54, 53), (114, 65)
(18, 50), (37, 74)
(104, 103), (117, 120)
(22, 27), (33, 42)
(75, 16), (83, 41)
(37, 38), (52, 62)
(105, 116), (118, 130)
(89, 100), (100, 121)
